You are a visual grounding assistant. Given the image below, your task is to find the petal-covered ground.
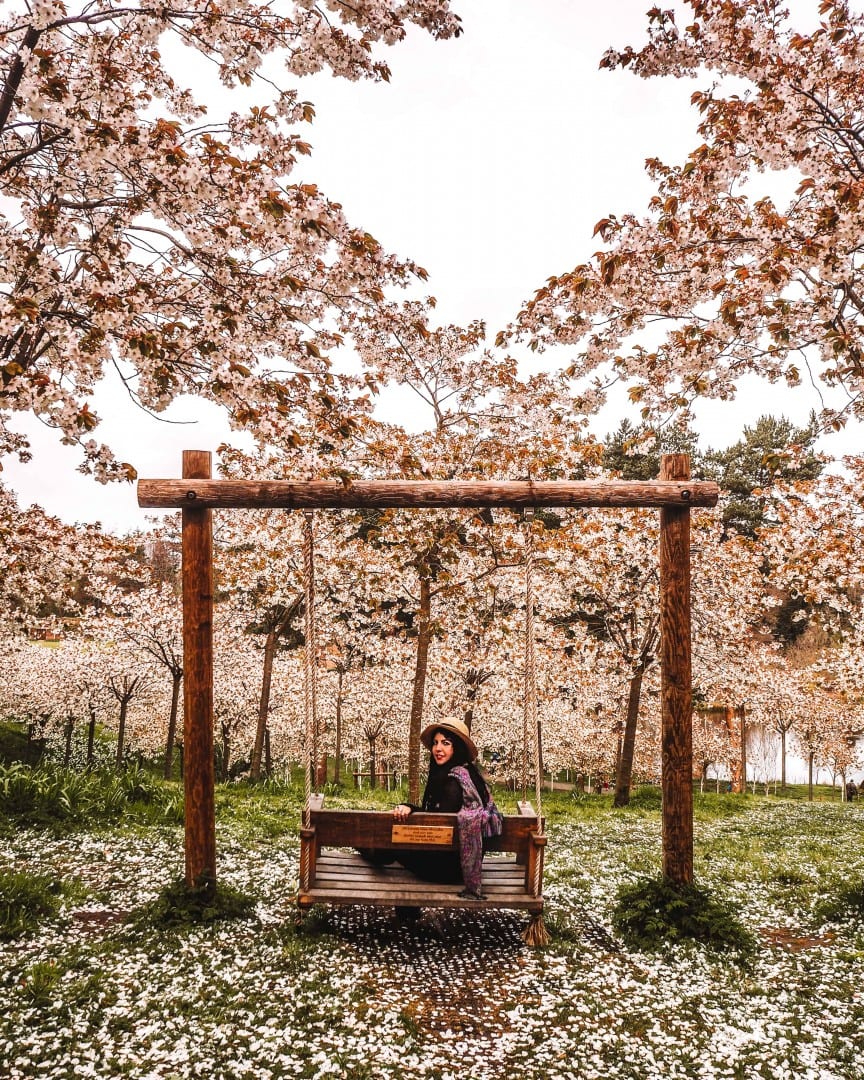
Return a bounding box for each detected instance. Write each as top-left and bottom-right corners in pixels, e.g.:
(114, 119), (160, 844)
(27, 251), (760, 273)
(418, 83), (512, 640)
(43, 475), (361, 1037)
(2, 799), (863, 1079)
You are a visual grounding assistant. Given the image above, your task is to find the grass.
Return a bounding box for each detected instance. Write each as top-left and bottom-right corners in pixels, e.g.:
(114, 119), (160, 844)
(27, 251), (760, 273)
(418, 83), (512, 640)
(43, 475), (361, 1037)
(0, 868), (65, 939)
(0, 721), (44, 766)
(139, 874), (259, 929)
(815, 877), (864, 924)
(0, 760), (184, 831)
(3, 769), (864, 1079)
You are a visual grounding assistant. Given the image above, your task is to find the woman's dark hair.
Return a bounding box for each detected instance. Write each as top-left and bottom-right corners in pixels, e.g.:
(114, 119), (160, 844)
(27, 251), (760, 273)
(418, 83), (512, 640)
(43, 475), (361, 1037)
(422, 727), (489, 807)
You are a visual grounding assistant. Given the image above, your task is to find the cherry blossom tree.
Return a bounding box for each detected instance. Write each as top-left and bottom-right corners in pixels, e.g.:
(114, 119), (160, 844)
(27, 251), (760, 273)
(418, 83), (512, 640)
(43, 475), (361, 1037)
(752, 660), (806, 790)
(108, 583), (186, 778)
(0, 0), (461, 477)
(509, 1), (864, 433)
(0, 480), (122, 625)
(693, 709), (734, 792)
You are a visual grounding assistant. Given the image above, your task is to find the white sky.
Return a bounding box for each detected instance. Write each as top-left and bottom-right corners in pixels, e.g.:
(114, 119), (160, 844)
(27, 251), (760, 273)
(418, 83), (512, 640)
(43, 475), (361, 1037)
(3, 0), (851, 533)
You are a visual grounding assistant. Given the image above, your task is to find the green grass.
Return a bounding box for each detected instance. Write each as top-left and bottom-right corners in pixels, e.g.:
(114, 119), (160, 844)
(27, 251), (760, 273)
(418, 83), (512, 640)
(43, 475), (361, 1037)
(0, 761), (184, 830)
(138, 875), (259, 929)
(816, 878), (864, 924)
(0, 720), (45, 765)
(4, 764), (864, 1077)
(0, 868), (66, 939)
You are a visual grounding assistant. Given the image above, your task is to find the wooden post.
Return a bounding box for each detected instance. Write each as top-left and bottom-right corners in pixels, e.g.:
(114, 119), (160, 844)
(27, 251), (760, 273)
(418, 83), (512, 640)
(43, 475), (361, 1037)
(182, 450), (216, 890)
(659, 454), (693, 885)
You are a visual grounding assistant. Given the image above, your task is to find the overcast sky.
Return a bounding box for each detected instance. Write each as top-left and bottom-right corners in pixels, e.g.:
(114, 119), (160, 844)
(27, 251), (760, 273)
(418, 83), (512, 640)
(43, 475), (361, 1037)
(3, 0), (847, 533)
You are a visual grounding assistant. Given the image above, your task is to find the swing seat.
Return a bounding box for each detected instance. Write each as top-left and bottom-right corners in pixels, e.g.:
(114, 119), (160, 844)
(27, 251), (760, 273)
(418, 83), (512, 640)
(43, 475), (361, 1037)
(297, 796), (545, 914)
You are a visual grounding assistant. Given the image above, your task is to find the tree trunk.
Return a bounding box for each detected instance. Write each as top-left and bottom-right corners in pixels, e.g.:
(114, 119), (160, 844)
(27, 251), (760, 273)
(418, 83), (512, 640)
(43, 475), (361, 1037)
(808, 751), (814, 802)
(780, 728), (787, 790)
(368, 741), (377, 790)
(116, 699), (129, 770)
(334, 669), (343, 785)
(659, 452), (694, 886)
(408, 576), (432, 804)
(220, 721), (231, 782)
(264, 726), (272, 778)
(164, 670), (182, 779)
(613, 665), (644, 808)
(86, 707), (96, 769)
(722, 706), (743, 792)
(739, 705), (747, 794)
(64, 716), (74, 766)
(251, 627), (277, 781)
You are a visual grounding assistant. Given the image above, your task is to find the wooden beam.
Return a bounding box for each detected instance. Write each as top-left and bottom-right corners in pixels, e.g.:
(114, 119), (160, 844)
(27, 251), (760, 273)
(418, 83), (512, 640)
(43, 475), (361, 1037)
(181, 450), (216, 892)
(138, 477), (719, 511)
(659, 453), (694, 886)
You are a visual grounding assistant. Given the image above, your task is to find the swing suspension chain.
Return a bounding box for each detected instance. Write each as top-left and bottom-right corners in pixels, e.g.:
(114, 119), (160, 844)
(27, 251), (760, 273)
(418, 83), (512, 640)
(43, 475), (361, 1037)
(302, 510), (317, 832)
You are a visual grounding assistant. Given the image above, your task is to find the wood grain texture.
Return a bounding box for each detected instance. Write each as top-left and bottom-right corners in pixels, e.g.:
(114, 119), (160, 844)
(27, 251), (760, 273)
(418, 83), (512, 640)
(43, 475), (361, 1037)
(296, 852), (544, 912)
(182, 451), (216, 889)
(307, 809), (538, 850)
(659, 454), (694, 885)
(296, 809), (546, 914)
(139, 477), (719, 510)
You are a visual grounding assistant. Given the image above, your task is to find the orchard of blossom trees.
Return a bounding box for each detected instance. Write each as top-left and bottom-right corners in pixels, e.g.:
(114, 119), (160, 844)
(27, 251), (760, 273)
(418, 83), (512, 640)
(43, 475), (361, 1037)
(3, 427), (864, 799)
(3, 1), (864, 797)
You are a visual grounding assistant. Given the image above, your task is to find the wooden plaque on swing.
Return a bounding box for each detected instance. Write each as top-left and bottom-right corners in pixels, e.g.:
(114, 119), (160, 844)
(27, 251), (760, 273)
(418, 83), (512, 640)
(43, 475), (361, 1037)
(391, 824), (454, 846)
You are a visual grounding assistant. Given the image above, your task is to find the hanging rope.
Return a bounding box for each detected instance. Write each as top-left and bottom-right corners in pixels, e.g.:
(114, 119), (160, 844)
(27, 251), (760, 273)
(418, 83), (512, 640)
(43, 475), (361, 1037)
(522, 510), (541, 821)
(302, 510), (318, 833)
(521, 512), (532, 799)
(522, 509), (548, 946)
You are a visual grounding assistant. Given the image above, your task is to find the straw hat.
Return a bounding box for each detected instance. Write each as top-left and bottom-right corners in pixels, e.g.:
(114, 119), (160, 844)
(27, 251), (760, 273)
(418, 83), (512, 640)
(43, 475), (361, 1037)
(419, 718), (478, 762)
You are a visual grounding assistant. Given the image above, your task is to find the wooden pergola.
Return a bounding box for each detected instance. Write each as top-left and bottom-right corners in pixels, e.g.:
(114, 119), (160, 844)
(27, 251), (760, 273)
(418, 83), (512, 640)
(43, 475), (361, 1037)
(137, 451), (719, 891)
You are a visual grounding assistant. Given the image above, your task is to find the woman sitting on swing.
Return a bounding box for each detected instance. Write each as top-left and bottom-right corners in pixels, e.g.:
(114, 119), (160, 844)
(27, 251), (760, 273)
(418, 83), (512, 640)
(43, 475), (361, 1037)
(390, 718), (503, 900)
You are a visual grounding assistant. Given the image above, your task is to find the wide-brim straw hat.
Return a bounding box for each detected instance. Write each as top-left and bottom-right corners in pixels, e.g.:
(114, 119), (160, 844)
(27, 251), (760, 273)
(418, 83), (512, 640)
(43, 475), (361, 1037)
(419, 718), (478, 762)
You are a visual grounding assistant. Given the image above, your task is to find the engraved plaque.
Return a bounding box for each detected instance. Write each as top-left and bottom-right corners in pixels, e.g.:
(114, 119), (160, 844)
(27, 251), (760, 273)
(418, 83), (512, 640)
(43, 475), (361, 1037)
(391, 824), (454, 846)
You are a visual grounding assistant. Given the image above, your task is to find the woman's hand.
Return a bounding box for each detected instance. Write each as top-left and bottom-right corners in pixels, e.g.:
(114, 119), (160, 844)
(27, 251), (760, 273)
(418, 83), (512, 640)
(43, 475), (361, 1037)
(392, 804), (412, 822)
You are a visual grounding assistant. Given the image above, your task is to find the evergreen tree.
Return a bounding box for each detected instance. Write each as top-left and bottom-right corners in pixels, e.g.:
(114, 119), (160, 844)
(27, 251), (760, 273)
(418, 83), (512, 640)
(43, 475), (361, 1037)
(603, 419), (703, 481)
(703, 414), (824, 540)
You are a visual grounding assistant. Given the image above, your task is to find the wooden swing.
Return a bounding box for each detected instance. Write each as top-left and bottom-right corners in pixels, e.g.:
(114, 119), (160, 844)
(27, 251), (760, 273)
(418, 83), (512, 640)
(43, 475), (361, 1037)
(137, 455), (716, 936)
(294, 508), (549, 941)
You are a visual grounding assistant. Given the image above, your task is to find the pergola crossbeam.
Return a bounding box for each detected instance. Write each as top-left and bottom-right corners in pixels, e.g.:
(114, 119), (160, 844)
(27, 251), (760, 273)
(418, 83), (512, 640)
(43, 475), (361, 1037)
(137, 477), (718, 511)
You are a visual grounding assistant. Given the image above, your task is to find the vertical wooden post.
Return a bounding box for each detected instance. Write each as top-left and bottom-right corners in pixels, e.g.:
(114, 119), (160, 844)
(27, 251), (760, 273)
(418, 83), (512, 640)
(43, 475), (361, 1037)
(182, 450), (216, 890)
(659, 454), (693, 885)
